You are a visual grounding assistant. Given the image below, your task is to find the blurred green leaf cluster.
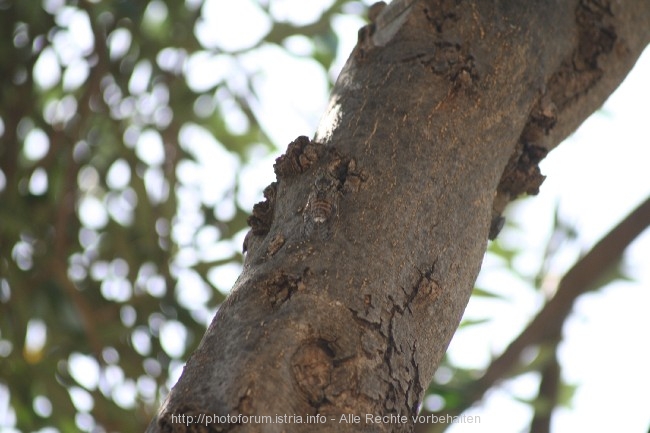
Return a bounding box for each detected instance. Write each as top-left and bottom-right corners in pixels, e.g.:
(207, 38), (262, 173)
(0, 0), (350, 431)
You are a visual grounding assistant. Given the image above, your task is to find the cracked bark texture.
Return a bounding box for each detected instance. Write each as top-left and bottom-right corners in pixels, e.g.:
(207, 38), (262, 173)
(147, 1), (650, 432)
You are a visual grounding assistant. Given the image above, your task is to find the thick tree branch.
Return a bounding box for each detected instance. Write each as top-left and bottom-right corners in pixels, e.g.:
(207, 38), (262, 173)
(147, 1), (650, 432)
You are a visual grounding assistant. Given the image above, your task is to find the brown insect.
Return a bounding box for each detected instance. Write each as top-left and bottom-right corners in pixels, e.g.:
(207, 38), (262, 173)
(302, 176), (340, 239)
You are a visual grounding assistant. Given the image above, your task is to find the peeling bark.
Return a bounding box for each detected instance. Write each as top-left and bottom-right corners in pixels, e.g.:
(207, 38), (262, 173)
(147, 1), (650, 432)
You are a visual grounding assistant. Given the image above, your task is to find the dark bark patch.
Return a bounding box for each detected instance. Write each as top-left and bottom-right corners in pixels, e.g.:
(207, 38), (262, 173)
(517, 1), (616, 155)
(404, 43), (479, 88)
(536, 1), (616, 128)
(422, 0), (459, 33)
(326, 154), (367, 194)
(246, 182), (277, 236)
(494, 0), (616, 224)
(273, 135), (321, 178)
(520, 96), (558, 149)
(488, 214), (506, 241)
(264, 270), (304, 307)
(497, 142), (547, 198)
(491, 141), (546, 235)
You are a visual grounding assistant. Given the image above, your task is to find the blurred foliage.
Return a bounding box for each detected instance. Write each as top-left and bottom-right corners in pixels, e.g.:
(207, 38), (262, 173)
(0, 0), (360, 431)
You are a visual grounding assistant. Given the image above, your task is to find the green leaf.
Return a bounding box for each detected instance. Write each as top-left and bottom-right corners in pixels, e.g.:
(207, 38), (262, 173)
(471, 286), (506, 299)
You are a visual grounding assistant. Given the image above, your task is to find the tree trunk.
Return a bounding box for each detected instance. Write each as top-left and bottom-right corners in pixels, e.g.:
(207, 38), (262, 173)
(147, 1), (650, 432)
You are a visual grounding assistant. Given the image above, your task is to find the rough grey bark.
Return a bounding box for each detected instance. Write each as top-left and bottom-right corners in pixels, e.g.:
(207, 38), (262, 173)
(147, 1), (650, 432)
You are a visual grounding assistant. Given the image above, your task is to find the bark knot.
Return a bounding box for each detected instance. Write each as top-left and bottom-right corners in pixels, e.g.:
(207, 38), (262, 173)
(291, 341), (335, 405)
(274, 136), (321, 178)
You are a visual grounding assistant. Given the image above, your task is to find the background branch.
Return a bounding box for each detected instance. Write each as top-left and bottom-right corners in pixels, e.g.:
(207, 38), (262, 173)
(417, 195), (650, 433)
